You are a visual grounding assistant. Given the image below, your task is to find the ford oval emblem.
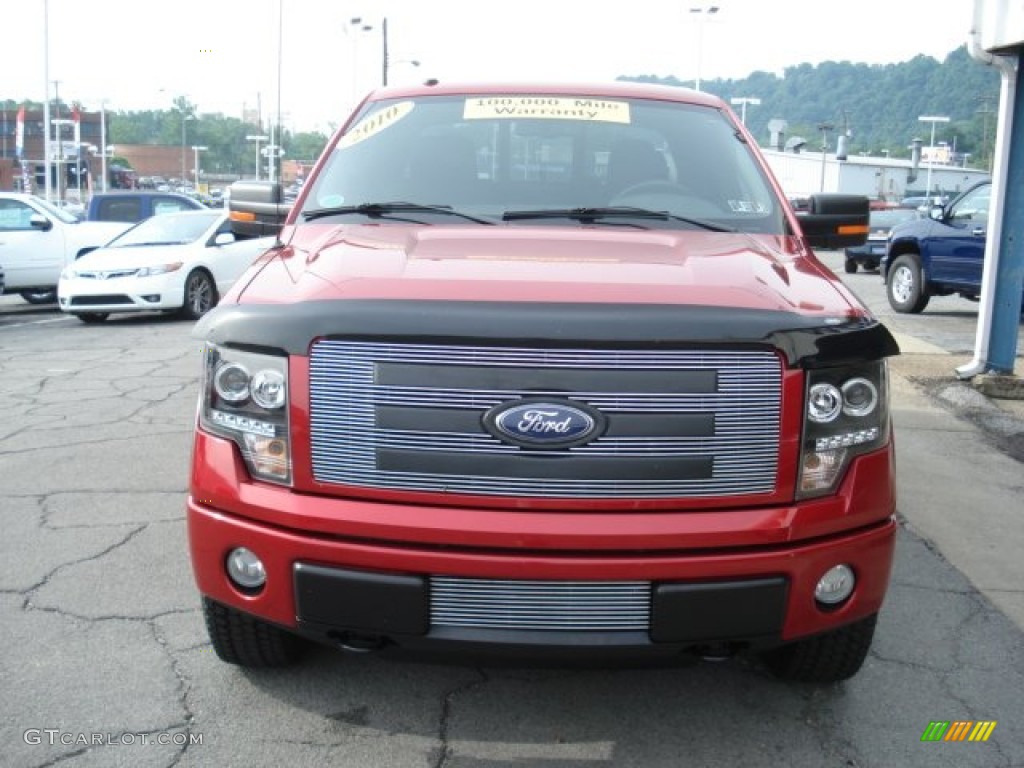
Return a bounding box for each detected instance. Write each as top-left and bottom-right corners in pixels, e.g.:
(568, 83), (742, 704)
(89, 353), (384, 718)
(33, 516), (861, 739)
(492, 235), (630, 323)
(483, 399), (606, 449)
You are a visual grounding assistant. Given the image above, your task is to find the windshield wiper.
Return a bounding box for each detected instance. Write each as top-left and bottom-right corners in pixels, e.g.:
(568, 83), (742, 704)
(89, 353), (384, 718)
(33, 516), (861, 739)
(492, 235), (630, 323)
(302, 202), (495, 225)
(501, 207), (734, 232)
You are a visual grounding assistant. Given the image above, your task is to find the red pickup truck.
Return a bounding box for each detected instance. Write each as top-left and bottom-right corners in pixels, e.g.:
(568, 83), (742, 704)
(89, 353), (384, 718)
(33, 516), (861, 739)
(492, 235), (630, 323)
(187, 81), (898, 682)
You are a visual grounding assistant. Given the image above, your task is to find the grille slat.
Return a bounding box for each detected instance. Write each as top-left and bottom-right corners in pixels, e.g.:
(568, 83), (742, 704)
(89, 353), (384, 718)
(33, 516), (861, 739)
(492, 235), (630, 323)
(430, 577), (651, 631)
(309, 342), (781, 499)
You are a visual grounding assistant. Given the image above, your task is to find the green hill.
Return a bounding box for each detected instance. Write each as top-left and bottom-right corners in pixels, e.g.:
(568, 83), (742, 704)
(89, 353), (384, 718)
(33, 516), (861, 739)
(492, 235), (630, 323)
(620, 45), (1001, 167)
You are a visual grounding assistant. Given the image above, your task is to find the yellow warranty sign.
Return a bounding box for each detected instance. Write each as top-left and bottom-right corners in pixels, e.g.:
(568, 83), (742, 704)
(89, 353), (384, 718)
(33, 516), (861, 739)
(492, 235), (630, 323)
(464, 97), (631, 124)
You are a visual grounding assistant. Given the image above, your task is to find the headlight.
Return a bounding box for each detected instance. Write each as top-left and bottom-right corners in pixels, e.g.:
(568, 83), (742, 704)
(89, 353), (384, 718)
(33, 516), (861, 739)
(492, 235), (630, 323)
(198, 343), (291, 485)
(797, 361), (890, 499)
(136, 262), (183, 277)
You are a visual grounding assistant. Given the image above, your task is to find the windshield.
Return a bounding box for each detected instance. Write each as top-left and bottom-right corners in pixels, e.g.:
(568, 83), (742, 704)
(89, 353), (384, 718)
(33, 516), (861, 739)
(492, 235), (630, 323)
(31, 196), (80, 224)
(303, 94), (786, 233)
(108, 211), (221, 247)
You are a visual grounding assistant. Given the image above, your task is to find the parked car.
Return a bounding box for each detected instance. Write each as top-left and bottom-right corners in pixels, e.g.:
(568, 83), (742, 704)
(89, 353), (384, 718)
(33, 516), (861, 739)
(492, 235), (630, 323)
(57, 209), (273, 323)
(882, 180), (1017, 313)
(85, 191), (206, 223)
(843, 207), (921, 273)
(0, 192), (131, 304)
(186, 80), (897, 684)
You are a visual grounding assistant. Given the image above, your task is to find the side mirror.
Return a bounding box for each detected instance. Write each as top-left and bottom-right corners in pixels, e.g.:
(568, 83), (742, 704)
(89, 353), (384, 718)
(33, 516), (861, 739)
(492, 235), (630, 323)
(29, 214), (53, 232)
(797, 194), (870, 249)
(213, 232), (236, 246)
(227, 180), (289, 238)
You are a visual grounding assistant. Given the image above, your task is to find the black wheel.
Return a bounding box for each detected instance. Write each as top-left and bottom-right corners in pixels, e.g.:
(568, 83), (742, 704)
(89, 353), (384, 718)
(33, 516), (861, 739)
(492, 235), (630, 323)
(844, 259), (858, 274)
(180, 269), (217, 320)
(20, 289), (58, 304)
(886, 254), (930, 313)
(77, 313), (109, 324)
(202, 597), (306, 667)
(760, 614), (877, 683)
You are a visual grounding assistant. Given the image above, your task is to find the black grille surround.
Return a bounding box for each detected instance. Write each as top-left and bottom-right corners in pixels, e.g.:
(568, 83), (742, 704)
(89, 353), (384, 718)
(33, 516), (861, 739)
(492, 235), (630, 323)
(309, 341), (782, 499)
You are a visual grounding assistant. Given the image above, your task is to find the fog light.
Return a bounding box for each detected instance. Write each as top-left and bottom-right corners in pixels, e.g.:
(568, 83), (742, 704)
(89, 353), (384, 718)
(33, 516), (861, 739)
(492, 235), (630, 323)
(814, 564), (855, 606)
(226, 547), (266, 589)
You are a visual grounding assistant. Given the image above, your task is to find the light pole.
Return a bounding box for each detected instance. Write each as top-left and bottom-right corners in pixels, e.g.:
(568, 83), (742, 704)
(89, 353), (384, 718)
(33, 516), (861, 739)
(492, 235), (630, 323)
(689, 6), (720, 92)
(99, 100), (108, 192)
(43, 0), (53, 202)
(817, 122), (834, 193)
(246, 135), (268, 179)
(180, 112), (195, 190)
(51, 118), (74, 203)
(730, 96), (760, 126)
(345, 17), (374, 107)
(918, 115), (949, 197)
(191, 145), (208, 192)
(88, 144), (115, 192)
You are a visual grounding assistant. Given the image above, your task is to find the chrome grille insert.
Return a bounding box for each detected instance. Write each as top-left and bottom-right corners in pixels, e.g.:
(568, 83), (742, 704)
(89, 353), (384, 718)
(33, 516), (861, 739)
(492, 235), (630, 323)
(430, 577), (651, 631)
(309, 341), (782, 498)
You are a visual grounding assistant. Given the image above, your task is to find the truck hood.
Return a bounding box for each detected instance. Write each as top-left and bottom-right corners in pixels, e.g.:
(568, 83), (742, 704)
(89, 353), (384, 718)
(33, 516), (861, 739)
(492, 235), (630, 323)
(232, 223), (864, 318)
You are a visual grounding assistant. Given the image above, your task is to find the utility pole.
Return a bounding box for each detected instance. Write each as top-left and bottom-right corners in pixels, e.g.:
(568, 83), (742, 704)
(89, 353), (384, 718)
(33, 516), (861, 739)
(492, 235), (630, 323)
(817, 122), (834, 193)
(382, 17), (389, 86)
(976, 96), (995, 172)
(53, 79), (63, 203)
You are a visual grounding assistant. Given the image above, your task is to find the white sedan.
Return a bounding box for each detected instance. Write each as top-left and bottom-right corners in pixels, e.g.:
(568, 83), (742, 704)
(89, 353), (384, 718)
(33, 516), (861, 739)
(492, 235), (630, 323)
(58, 209), (274, 323)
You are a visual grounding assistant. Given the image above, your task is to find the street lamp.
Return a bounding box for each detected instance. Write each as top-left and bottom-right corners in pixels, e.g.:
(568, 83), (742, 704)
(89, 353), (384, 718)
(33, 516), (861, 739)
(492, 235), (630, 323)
(730, 96), (760, 126)
(88, 144), (115, 192)
(689, 6), (720, 92)
(345, 17), (374, 106)
(817, 122), (834, 193)
(246, 135), (268, 180)
(180, 111), (195, 190)
(51, 118), (74, 203)
(918, 115), (950, 198)
(191, 145), (208, 191)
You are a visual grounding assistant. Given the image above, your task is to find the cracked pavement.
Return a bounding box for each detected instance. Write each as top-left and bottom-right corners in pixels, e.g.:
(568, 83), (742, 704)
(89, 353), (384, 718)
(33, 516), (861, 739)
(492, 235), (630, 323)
(1, 304), (1022, 768)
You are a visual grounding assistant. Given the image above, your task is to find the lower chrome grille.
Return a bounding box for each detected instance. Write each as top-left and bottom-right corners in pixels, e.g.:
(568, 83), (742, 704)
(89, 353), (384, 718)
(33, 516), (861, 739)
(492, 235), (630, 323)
(309, 341), (782, 498)
(430, 577), (651, 631)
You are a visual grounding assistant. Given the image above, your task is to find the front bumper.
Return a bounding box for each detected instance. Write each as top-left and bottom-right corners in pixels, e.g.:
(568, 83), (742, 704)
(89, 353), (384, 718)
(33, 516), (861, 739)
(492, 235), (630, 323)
(844, 239), (888, 264)
(58, 273), (184, 314)
(187, 441), (897, 658)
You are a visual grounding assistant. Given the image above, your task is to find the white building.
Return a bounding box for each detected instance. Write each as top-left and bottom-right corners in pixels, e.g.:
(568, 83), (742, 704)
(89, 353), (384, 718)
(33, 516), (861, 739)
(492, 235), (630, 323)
(762, 147), (990, 203)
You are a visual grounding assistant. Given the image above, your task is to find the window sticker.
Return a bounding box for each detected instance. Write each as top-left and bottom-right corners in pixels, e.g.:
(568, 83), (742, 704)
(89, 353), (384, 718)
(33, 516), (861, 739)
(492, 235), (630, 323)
(727, 199), (770, 214)
(337, 100), (415, 149)
(464, 97), (631, 124)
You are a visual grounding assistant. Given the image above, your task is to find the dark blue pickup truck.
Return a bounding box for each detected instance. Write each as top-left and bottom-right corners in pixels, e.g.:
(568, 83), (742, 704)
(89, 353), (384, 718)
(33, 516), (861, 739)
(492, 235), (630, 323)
(882, 181), (1000, 313)
(85, 191), (205, 223)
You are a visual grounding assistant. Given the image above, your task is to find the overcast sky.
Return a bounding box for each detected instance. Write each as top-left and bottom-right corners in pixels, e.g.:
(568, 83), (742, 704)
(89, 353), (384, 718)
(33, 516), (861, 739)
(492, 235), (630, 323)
(8, 0), (976, 134)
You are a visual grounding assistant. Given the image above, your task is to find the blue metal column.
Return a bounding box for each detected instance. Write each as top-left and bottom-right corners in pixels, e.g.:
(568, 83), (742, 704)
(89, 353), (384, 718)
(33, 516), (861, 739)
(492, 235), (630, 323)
(988, 49), (1024, 373)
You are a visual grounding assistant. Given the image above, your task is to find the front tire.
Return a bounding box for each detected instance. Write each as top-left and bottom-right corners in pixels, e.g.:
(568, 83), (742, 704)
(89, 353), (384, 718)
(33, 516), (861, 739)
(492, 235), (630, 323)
(20, 289), (58, 305)
(202, 598), (306, 667)
(886, 254), (930, 313)
(844, 258), (858, 274)
(77, 313), (109, 324)
(180, 269), (216, 320)
(760, 614), (877, 683)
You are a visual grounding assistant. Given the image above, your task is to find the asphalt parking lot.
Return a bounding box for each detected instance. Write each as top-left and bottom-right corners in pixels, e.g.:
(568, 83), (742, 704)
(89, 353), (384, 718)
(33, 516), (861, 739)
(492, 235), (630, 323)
(1, 260), (1022, 767)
